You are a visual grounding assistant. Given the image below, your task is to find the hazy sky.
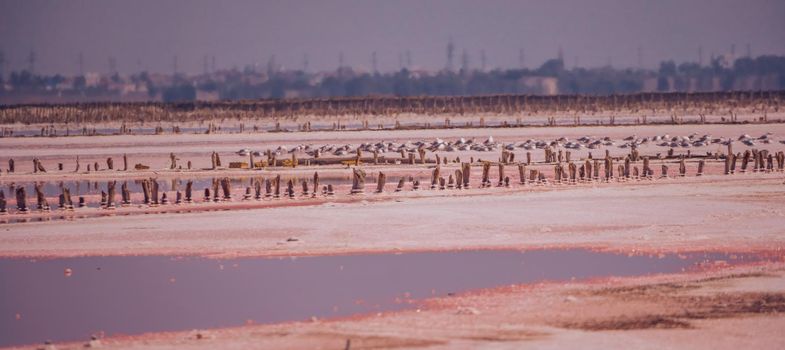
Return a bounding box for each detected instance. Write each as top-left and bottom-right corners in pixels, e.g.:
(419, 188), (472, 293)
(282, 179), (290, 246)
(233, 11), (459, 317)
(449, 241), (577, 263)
(1, 0), (784, 75)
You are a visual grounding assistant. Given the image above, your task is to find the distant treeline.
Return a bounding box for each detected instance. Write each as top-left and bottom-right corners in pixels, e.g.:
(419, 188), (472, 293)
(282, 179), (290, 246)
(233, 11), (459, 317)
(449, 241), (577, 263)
(1, 55), (785, 104)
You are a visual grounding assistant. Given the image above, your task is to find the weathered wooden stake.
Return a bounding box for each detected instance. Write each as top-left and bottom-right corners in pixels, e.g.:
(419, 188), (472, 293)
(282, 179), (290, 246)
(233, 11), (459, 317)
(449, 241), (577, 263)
(287, 179), (295, 198)
(301, 180), (311, 197)
(106, 181), (116, 208)
(16, 187), (28, 212)
(184, 181), (193, 203)
(462, 163), (471, 188)
(327, 184), (335, 196)
(679, 157), (686, 177)
(35, 184), (49, 210)
(0, 190), (7, 213)
(481, 162), (491, 187)
(351, 168), (366, 194)
(274, 176), (282, 199)
(375, 172), (386, 193)
(312, 172), (320, 197)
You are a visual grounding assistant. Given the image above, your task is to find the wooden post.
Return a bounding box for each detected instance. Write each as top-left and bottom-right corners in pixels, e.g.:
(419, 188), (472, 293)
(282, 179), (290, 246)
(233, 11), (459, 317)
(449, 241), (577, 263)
(312, 172), (320, 197)
(351, 168), (366, 194)
(287, 179), (295, 198)
(741, 150), (750, 172)
(497, 163), (505, 186)
(142, 180), (151, 204)
(152, 180), (160, 205)
(396, 178), (405, 192)
(462, 163), (471, 188)
(253, 179), (262, 200)
(265, 179), (273, 198)
(624, 157), (631, 179)
(274, 175), (281, 198)
(431, 165), (441, 189)
(518, 164), (526, 185)
(481, 162), (491, 187)
(375, 172), (386, 193)
(35, 183), (49, 210)
(569, 163), (577, 184)
(185, 181), (193, 202)
(724, 155), (731, 175)
(106, 181), (116, 209)
(679, 157), (686, 177)
(16, 187), (28, 212)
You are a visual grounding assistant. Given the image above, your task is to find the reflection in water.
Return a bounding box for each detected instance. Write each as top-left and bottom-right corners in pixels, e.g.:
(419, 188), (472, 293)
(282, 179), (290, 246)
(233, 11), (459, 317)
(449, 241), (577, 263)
(0, 249), (776, 347)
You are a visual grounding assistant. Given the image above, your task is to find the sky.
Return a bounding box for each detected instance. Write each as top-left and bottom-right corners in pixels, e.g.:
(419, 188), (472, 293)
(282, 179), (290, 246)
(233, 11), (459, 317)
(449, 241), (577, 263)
(1, 0), (784, 76)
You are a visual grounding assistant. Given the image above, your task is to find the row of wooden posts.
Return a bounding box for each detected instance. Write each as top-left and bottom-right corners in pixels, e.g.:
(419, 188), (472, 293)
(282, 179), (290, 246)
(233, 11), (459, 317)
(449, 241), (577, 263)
(5, 138), (785, 177)
(3, 148), (785, 214)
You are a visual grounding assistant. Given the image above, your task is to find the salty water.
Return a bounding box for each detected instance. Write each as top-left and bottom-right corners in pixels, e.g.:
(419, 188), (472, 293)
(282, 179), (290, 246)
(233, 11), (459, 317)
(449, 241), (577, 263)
(0, 249), (771, 347)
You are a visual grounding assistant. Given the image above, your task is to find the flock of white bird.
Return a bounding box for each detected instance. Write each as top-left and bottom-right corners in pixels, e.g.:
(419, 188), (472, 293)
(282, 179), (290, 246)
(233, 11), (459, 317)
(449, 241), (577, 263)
(236, 133), (780, 157)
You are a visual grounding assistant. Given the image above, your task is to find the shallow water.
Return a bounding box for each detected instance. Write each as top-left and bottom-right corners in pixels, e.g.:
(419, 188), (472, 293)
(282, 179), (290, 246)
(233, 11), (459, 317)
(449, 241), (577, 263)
(0, 249), (773, 347)
(1, 175), (355, 201)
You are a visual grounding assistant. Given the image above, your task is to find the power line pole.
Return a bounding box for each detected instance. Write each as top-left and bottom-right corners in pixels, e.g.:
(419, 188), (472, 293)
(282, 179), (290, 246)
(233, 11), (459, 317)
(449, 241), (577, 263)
(405, 50), (412, 68)
(480, 49), (487, 71)
(203, 55), (209, 75)
(518, 48), (525, 69)
(446, 38), (455, 71)
(27, 50), (36, 73)
(371, 51), (378, 73)
(746, 43), (751, 58)
(0, 50), (5, 77)
(460, 49), (469, 72)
